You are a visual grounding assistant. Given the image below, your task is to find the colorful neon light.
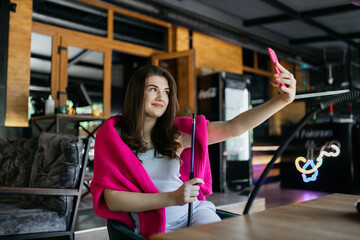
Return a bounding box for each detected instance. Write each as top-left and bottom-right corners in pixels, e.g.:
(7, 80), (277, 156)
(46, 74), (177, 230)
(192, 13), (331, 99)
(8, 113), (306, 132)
(295, 156), (322, 174)
(301, 159), (319, 182)
(295, 140), (341, 183)
(319, 143), (340, 158)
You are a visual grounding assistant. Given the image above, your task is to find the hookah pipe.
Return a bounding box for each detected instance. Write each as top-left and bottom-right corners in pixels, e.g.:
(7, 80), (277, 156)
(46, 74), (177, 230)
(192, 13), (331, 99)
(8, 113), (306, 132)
(187, 113), (196, 227)
(243, 91), (360, 215)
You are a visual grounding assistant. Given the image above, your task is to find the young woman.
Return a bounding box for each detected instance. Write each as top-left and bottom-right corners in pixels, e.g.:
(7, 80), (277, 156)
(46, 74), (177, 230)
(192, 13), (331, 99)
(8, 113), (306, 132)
(90, 64), (296, 238)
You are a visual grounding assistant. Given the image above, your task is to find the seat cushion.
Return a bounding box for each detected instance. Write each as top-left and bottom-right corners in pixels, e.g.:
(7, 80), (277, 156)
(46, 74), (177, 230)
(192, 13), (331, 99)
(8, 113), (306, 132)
(29, 132), (83, 216)
(0, 201), (66, 236)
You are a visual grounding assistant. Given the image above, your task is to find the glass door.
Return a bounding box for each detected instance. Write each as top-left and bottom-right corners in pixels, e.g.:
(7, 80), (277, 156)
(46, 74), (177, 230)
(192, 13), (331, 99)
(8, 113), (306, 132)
(152, 49), (195, 116)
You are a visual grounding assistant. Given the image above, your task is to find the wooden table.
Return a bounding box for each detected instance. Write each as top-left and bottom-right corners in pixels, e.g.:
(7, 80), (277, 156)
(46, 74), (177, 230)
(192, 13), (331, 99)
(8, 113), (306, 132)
(150, 193), (360, 240)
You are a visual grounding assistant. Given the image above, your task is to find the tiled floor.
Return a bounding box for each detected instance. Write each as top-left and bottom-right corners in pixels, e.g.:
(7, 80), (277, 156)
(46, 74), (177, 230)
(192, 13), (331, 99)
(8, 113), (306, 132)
(77, 196), (107, 231)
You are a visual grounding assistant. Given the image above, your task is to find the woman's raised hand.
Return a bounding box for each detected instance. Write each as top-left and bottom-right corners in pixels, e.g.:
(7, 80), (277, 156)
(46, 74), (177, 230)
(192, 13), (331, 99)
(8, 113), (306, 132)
(271, 62), (297, 104)
(170, 178), (204, 205)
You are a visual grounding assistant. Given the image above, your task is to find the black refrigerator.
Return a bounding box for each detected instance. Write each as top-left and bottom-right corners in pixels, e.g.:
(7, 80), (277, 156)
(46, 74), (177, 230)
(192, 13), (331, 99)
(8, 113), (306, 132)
(198, 72), (252, 193)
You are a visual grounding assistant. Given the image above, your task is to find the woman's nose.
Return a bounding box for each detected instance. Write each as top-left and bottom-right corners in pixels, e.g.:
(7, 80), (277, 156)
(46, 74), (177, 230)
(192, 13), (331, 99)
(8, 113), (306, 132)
(155, 91), (162, 100)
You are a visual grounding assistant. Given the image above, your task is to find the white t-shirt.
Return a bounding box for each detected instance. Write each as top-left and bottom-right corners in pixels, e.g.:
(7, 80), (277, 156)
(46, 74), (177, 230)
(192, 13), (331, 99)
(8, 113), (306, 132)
(117, 130), (220, 234)
(131, 149), (193, 232)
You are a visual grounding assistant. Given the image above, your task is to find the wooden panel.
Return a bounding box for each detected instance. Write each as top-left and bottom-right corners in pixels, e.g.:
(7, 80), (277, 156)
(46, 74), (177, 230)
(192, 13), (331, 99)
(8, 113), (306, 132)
(167, 25), (174, 52)
(152, 50), (194, 61)
(107, 9), (113, 40)
(243, 66), (273, 78)
(51, 34), (61, 107)
(5, 0), (33, 127)
(193, 31), (243, 75)
(173, 26), (190, 52)
(58, 37), (68, 107)
(103, 49), (112, 118)
(254, 52), (258, 69)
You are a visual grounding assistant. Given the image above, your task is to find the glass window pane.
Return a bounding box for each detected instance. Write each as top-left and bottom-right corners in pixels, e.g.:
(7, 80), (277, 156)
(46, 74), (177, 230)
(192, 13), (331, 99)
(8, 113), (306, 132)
(33, 0), (107, 37)
(111, 50), (148, 116)
(30, 32), (52, 117)
(243, 48), (254, 67)
(113, 12), (167, 50)
(258, 52), (269, 71)
(67, 46), (104, 114)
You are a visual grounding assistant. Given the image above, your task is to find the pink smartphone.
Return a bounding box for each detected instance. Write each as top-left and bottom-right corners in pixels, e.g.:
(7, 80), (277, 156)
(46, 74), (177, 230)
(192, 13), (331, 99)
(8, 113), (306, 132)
(267, 47), (285, 87)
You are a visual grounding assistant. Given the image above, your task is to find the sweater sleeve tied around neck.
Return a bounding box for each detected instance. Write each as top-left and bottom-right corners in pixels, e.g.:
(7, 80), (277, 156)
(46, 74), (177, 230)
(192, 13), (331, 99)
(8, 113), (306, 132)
(90, 115), (212, 238)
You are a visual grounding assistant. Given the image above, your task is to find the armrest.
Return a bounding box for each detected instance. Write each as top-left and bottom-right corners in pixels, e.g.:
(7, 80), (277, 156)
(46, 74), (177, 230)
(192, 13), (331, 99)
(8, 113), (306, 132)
(0, 187), (79, 196)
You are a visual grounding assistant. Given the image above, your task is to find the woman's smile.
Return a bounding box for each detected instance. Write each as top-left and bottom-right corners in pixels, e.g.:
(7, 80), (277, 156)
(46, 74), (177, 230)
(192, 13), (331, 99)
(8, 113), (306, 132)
(151, 103), (164, 108)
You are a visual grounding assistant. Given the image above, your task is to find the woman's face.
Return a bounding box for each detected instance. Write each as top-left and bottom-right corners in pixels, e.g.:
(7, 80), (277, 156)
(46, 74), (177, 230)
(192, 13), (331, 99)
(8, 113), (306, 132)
(144, 75), (170, 119)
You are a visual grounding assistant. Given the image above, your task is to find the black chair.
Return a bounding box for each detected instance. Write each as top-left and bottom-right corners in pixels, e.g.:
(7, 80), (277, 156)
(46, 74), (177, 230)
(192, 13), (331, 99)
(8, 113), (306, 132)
(107, 209), (239, 240)
(0, 133), (91, 240)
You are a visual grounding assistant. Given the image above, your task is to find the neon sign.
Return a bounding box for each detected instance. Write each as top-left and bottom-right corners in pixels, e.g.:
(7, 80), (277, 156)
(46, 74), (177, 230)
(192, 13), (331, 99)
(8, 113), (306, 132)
(295, 140), (341, 182)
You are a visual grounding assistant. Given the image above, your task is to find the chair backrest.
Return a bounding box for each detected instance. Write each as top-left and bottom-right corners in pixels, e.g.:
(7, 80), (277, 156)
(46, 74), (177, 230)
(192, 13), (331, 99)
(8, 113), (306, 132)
(29, 132), (84, 216)
(0, 137), (38, 188)
(0, 132), (84, 216)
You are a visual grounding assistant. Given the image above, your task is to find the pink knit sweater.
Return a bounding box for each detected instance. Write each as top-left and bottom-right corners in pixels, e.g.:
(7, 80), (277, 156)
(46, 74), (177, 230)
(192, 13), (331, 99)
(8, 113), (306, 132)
(90, 115), (212, 238)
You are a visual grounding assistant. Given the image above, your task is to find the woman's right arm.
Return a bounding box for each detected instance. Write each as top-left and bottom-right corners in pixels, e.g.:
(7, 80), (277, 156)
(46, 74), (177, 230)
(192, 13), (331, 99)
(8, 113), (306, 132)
(103, 178), (204, 212)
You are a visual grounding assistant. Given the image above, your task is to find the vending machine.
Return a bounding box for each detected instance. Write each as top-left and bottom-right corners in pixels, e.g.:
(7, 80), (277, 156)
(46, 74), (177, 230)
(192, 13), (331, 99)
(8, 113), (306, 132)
(198, 72), (252, 192)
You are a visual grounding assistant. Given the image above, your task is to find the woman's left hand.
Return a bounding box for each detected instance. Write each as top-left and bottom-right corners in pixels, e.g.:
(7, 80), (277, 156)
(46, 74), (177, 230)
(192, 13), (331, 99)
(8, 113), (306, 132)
(270, 62), (297, 104)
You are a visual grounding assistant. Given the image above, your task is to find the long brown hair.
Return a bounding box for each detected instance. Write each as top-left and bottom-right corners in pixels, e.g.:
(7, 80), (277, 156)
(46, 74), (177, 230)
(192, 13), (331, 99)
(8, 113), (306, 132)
(120, 65), (181, 159)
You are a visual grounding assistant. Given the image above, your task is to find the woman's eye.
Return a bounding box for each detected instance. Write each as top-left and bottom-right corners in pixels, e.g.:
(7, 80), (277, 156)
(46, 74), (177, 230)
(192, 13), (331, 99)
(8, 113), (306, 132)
(164, 91), (170, 95)
(150, 88), (156, 92)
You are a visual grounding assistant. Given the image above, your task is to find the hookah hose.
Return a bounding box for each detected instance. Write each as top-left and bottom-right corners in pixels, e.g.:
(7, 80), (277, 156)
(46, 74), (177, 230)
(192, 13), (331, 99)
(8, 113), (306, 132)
(243, 91), (360, 215)
(187, 113), (196, 227)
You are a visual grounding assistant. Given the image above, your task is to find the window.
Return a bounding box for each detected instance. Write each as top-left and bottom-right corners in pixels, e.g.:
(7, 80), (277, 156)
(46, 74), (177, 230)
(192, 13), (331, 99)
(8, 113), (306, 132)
(29, 32), (52, 118)
(33, 0), (107, 37)
(113, 11), (167, 50)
